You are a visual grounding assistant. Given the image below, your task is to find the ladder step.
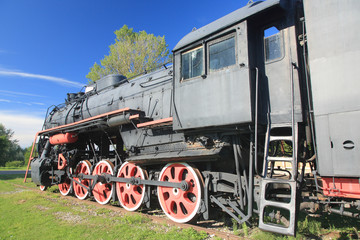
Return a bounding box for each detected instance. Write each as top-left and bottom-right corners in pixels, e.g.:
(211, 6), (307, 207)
(261, 199), (292, 209)
(270, 123), (293, 129)
(269, 136), (293, 142)
(262, 178), (297, 184)
(258, 180), (297, 236)
(268, 156), (294, 162)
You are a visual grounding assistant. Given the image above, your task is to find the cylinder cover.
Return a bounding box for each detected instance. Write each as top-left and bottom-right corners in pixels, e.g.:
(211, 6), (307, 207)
(49, 133), (78, 145)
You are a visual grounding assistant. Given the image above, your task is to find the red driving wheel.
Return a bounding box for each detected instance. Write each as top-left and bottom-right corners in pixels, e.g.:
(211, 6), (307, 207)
(92, 160), (114, 205)
(116, 162), (147, 211)
(73, 160), (92, 200)
(59, 168), (72, 196)
(157, 163), (203, 223)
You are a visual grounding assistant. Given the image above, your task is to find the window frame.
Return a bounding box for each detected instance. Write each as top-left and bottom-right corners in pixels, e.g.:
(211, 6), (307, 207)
(263, 26), (285, 64)
(207, 32), (237, 73)
(179, 31), (239, 83)
(180, 45), (204, 82)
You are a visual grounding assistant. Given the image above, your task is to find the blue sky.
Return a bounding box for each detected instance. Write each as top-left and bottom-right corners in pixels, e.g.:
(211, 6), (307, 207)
(0, 0), (248, 147)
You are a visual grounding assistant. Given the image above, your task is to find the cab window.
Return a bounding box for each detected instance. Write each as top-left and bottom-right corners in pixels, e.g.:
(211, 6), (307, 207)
(209, 35), (236, 71)
(264, 26), (283, 62)
(181, 46), (203, 80)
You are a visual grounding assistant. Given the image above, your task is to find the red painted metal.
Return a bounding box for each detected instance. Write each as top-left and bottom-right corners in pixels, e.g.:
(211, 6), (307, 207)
(129, 114), (140, 120)
(157, 163), (203, 223)
(23, 132), (39, 182)
(57, 154), (67, 170)
(39, 185), (46, 191)
(321, 177), (360, 199)
(137, 117), (173, 128)
(116, 162), (147, 211)
(73, 160), (92, 200)
(41, 107), (131, 135)
(58, 168), (72, 196)
(92, 160), (114, 205)
(50, 133), (78, 145)
(59, 178), (72, 196)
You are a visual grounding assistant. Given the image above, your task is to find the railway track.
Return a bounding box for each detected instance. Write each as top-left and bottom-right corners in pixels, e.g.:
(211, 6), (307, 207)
(10, 181), (241, 239)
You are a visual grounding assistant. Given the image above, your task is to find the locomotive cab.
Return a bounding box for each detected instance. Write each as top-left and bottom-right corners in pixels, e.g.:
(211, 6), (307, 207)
(172, 20), (252, 130)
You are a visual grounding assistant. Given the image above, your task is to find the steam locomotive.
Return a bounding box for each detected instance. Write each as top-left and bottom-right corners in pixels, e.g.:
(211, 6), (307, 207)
(25, 0), (360, 235)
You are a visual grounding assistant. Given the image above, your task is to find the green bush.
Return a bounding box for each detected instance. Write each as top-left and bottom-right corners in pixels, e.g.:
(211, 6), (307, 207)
(5, 161), (24, 168)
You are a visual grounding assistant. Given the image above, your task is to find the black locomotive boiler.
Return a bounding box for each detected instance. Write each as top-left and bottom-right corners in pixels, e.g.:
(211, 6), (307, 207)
(26, 0), (360, 235)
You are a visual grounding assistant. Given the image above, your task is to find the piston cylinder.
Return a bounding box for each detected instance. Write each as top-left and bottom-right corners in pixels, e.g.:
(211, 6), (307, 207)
(49, 133), (78, 145)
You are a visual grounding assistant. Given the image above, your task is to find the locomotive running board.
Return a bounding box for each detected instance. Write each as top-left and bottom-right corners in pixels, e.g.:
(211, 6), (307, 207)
(41, 107), (142, 134)
(24, 107), (143, 183)
(137, 117), (173, 128)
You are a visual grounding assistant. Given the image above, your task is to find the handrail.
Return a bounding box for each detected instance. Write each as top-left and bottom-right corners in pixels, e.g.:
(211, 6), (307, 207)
(254, 67), (260, 176)
(23, 132), (39, 182)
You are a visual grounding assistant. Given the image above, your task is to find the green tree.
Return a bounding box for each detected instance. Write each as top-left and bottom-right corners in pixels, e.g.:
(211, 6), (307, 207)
(24, 145), (37, 167)
(0, 124), (24, 166)
(0, 124), (13, 166)
(86, 25), (170, 82)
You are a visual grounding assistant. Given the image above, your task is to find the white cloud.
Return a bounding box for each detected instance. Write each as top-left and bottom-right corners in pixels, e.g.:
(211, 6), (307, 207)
(0, 98), (45, 106)
(0, 111), (44, 148)
(0, 69), (84, 88)
(0, 90), (45, 98)
(30, 102), (45, 106)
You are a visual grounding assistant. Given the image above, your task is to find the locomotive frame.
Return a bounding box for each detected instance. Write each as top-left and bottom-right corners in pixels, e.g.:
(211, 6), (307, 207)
(24, 0), (360, 236)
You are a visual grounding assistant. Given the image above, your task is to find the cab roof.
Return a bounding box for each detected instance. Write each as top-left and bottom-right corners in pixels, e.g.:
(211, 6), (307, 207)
(173, 0), (284, 52)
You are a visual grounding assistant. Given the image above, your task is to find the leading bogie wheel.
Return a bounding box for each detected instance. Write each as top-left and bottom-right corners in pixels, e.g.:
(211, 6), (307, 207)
(116, 162), (147, 211)
(92, 160), (115, 205)
(59, 168), (72, 196)
(73, 160), (92, 200)
(157, 162), (204, 223)
(39, 185), (47, 191)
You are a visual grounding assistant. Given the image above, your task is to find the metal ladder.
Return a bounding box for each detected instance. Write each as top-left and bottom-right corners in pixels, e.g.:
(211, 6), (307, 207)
(258, 122), (298, 235)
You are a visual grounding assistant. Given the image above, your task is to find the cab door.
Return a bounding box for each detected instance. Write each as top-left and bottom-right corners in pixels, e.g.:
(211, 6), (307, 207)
(261, 23), (303, 124)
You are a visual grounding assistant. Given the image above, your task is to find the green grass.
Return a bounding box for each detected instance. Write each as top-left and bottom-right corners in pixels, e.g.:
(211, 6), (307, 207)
(1, 175), (359, 239)
(0, 176), (208, 240)
(0, 174), (34, 189)
(248, 211), (360, 240)
(0, 166), (29, 171)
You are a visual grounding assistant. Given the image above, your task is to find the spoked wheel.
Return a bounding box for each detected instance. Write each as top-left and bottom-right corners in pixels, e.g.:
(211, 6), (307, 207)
(73, 160), (92, 200)
(92, 160), (114, 205)
(116, 162), (147, 211)
(157, 163), (204, 223)
(59, 168), (72, 196)
(39, 185), (47, 191)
